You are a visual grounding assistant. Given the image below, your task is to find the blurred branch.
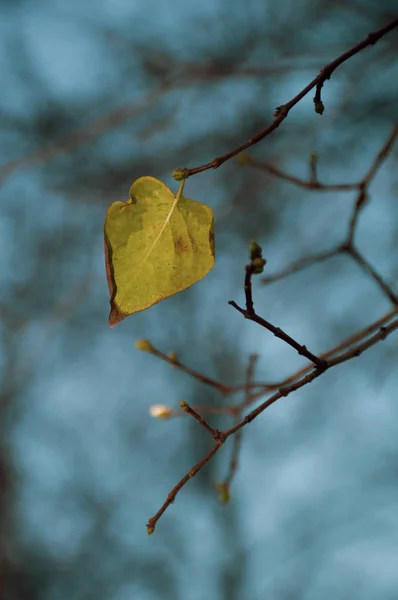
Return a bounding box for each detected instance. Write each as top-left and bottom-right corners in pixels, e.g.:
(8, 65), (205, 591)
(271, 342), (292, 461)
(238, 155), (358, 191)
(0, 56), (322, 187)
(347, 122), (398, 244)
(180, 401), (223, 438)
(175, 18), (398, 179)
(136, 340), (271, 396)
(262, 248), (340, 284)
(217, 353), (259, 503)
(1, 275), (96, 410)
(347, 246), (397, 304)
(0, 85), (169, 185)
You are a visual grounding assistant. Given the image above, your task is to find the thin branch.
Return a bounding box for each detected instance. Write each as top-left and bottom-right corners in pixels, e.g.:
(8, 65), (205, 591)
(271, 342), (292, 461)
(361, 123), (398, 185)
(346, 186), (368, 244)
(261, 307), (398, 393)
(257, 122), (398, 298)
(226, 317), (398, 439)
(175, 18), (398, 179)
(231, 261), (327, 369)
(146, 443), (221, 535)
(347, 122), (398, 244)
(221, 354), (258, 497)
(348, 246), (398, 305)
(147, 316), (398, 533)
(140, 343), (232, 395)
(243, 157), (358, 191)
(179, 401), (222, 439)
(262, 248), (341, 284)
(160, 307), (398, 417)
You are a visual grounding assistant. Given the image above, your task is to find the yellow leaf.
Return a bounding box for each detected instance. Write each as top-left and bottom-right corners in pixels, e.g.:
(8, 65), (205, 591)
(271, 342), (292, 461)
(104, 176), (215, 327)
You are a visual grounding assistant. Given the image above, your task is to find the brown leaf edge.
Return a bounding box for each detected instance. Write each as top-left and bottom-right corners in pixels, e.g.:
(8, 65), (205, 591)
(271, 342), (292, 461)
(104, 235), (129, 328)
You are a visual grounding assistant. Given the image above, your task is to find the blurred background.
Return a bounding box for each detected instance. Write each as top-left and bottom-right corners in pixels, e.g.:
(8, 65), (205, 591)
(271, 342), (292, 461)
(1, 1), (398, 598)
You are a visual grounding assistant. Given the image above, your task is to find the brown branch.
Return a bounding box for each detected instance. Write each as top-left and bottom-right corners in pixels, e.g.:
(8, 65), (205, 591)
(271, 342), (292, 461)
(230, 258), (327, 369)
(175, 18), (398, 179)
(262, 248), (341, 284)
(147, 315), (398, 533)
(226, 317), (398, 438)
(261, 307), (398, 392)
(256, 122), (398, 304)
(348, 246), (397, 305)
(241, 157), (359, 191)
(137, 342), (232, 395)
(179, 401), (222, 439)
(361, 123), (398, 185)
(146, 443), (221, 535)
(219, 354), (258, 501)
(347, 122), (398, 245)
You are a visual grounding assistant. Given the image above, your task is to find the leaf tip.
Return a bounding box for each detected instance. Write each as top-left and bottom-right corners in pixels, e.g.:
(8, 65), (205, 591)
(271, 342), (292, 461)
(108, 304), (128, 328)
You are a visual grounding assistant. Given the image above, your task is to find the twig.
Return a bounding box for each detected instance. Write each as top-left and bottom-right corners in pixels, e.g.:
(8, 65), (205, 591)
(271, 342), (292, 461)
(174, 18), (398, 179)
(230, 259), (327, 369)
(348, 246), (397, 305)
(218, 354), (258, 501)
(262, 248), (341, 284)
(243, 158), (358, 191)
(361, 123), (398, 185)
(261, 307), (398, 393)
(146, 443), (221, 535)
(226, 317), (398, 437)
(309, 152), (318, 183)
(346, 186), (368, 244)
(347, 122), (398, 244)
(137, 342), (232, 395)
(179, 401), (222, 439)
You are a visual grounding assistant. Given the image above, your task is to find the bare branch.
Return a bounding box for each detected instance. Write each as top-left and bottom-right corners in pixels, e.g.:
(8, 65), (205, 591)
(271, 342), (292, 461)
(175, 18), (398, 179)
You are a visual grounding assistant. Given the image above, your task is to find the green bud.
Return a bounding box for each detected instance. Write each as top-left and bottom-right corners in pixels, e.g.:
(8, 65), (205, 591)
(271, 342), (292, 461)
(252, 257), (266, 274)
(215, 482), (230, 504)
(237, 153), (252, 165)
(314, 99), (325, 115)
(168, 352), (177, 364)
(249, 241), (263, 261)
(135, 339), (154, 352)
(172, 168), (188, 181)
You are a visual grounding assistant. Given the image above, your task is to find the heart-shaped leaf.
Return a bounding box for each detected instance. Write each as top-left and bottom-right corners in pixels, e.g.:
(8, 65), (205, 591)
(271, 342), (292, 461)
(104, 176), (215, 327)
